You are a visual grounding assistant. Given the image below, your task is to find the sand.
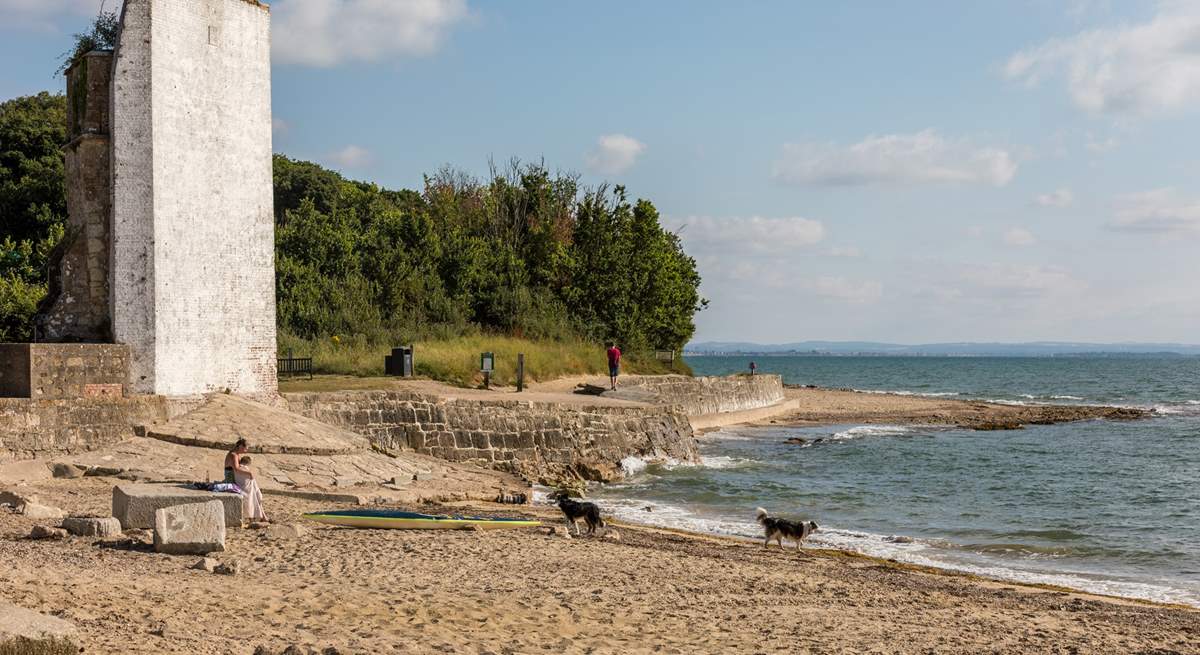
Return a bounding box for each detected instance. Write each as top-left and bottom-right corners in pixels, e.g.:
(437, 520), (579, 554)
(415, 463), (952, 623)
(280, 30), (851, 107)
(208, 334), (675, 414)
(764, 386), (1147, 429)
(2, 476), (1196, 655)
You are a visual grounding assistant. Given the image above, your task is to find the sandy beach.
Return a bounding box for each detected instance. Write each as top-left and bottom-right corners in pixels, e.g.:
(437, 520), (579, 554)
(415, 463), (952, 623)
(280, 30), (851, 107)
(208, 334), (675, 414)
(764, 385), (1148, 429)
(2, 474), (1197, 655)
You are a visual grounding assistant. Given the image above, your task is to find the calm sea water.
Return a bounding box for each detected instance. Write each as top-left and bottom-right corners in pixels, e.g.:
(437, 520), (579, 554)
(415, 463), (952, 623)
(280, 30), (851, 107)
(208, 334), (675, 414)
(592, 355), (1200, 606)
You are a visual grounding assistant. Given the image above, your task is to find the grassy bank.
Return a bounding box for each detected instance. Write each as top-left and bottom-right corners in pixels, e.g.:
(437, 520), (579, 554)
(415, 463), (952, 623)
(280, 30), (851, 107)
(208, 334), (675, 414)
(278, 332), (690, 387)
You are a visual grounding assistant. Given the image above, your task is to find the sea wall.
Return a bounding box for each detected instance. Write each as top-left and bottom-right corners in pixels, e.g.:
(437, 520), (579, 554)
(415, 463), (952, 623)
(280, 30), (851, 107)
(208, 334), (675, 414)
(620, 374), (785, 416)
(285, 391), (699, 483)
(0, 396), (168, 461)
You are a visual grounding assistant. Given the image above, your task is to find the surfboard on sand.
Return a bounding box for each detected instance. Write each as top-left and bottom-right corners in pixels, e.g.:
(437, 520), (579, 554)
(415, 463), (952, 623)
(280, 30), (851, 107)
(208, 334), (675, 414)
(301, 508), (542, 530)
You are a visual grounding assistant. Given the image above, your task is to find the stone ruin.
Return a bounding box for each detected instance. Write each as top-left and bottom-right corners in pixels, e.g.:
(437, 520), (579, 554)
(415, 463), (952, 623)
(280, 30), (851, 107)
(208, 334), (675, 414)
(10, 0), (277, 398)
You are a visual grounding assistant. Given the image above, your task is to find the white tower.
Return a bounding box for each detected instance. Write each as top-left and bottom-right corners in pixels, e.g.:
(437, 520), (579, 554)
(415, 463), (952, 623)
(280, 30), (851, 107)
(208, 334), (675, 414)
(110, 0), (277, 395)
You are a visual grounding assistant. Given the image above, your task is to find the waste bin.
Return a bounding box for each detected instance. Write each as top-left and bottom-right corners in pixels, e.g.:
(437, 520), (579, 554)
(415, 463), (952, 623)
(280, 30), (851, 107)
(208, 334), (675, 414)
(384, 345), (414, 377)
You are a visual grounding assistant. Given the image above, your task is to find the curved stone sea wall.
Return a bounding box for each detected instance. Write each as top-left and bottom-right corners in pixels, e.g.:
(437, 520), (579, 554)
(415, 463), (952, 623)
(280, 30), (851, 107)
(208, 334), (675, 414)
(286, 391), (699, 483)
(620, 374), (785, 416)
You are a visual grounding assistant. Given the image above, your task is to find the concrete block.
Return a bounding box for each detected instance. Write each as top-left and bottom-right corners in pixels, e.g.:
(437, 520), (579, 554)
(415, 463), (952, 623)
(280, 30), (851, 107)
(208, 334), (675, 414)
(112, 483), (243, 529)
(62, 516), (123, 537)
(153, 500), (226, 555)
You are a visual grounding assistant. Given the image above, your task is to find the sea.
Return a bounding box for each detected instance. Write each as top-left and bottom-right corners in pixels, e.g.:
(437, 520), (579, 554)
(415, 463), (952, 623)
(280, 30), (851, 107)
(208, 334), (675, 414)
(590, 355), (1200, 606)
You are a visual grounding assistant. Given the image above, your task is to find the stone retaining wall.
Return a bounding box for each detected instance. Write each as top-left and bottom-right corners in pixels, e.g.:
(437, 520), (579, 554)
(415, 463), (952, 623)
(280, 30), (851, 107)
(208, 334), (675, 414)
(0, 396), (168, 461)
(620, 374), (785, 416)
(285, 391), (698, 483)
(0, 344), (130, 399)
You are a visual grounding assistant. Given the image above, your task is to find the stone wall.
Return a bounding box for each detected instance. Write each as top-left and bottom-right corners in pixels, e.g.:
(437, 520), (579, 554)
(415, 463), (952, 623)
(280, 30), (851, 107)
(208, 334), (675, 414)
(35, 51), (114, 342)
(620, 374), (785, 416)
(0, 396), (168, 461)
(0, 344), (130, 400)
(285, 391), (699, 483)
(111, 0), (277, 396)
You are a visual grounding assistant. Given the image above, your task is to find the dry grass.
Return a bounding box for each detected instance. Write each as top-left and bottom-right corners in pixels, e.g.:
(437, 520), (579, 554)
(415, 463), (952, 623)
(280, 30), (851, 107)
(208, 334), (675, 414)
(278, 333), (689, 388)
(0, 637), (79, 655)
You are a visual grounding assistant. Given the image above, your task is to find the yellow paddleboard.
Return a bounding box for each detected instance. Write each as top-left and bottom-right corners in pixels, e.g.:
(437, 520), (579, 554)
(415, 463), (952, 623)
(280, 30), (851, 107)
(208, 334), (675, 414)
(302, 509), (541, 530)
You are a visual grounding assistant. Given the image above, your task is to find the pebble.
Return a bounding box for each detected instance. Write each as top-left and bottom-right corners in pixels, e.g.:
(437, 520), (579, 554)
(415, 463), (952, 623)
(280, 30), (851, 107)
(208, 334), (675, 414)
(20, 502), (66, 520)
(29, 525), (68, 540)
(214, 560), (241, 576)
(190, 557), (218, 573)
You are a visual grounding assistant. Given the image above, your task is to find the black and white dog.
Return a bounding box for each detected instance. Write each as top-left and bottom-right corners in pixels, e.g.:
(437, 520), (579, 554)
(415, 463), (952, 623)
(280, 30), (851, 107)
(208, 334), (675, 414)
(551, 490), (606, 536)
(755, 507), (818, 550)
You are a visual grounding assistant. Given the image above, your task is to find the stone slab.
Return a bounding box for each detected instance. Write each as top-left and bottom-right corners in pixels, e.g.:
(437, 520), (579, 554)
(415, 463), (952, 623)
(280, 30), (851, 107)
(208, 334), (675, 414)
(153, 500), (226, 555)
(141, 393), (368, 455)
(0, 602), (77, 642)
(62, 516), (123, 537)
(113, 483), (243, 529)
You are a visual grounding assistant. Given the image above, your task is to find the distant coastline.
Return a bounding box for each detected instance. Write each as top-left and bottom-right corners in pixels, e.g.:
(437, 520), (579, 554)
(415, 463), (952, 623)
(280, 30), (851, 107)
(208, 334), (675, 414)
(685, 341), (1200, 357)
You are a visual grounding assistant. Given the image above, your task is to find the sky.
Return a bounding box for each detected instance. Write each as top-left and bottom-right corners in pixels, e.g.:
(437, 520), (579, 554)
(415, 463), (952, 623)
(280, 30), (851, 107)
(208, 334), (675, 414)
(3, 0), (1200, 344)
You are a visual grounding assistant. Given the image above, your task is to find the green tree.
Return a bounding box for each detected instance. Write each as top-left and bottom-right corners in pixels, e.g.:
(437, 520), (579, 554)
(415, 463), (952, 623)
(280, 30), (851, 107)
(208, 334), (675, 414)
(0, 92), (68, 341)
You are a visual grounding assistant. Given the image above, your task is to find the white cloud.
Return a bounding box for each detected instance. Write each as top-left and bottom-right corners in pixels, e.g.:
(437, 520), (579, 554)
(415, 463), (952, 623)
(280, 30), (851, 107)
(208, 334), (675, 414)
(679, 216), (825, 254)
(0, 0), (94, 31)
(1085, 133), (1118, 153)
(1034, 188), (1074, 208)
(272, 0), (471, 67)
(1002, 227), (1037, 246)
(1003, 5), (1200, 116)
(272, 118), (290, 138)
(584, 134), (646, 176)
(772, 130), (1017, 187)
(329, 145), (373, 168)
(827, 246), (862, 258)
(807, 276), (883, 304)
(964, 263), (1083, 297)
(1110, 188), (1200, 234)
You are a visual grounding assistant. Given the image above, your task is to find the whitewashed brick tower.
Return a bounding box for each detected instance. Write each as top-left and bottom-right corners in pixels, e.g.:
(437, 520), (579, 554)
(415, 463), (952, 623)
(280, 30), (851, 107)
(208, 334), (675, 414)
(110, 0), (277, 395)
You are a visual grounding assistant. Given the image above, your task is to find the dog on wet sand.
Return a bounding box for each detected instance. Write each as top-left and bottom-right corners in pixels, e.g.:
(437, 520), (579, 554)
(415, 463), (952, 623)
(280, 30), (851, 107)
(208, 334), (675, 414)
(551, 490), (606, 536)
(755, 507), (818, 549)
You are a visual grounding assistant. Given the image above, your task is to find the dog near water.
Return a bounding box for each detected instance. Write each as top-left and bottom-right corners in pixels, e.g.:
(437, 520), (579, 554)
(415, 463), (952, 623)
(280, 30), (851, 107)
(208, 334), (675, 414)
(551, 490), (606, 536)
(755, 507), (818, 550)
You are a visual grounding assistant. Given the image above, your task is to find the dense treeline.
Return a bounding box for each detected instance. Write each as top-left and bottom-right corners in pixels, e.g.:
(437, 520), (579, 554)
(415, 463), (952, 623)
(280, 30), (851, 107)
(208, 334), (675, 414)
(0, 92), (705, 350)
(274, 156), (704, 350)
(0, 93), (66, 342)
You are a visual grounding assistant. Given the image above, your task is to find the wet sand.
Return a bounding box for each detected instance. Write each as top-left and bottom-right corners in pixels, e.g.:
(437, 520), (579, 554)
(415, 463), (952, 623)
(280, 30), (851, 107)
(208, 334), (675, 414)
(2, 476), (1196, 654)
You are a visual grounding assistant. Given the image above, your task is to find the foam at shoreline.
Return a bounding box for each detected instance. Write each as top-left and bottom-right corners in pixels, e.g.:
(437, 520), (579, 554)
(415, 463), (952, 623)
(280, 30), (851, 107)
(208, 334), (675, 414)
(591, 492), (1200, 608)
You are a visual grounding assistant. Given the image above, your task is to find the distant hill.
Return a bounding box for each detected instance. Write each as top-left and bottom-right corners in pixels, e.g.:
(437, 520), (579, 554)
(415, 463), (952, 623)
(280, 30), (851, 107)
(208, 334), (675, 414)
(684, 341), (1200, 357)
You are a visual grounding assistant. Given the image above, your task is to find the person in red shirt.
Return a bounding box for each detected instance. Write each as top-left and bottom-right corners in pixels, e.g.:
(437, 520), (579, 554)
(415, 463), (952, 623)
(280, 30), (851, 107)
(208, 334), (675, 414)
(606, 342), (622, 390)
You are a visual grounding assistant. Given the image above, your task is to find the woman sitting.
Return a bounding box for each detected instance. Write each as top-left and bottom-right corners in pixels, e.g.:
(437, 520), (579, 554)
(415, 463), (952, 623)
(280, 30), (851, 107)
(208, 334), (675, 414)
(224, 438), (268, 523)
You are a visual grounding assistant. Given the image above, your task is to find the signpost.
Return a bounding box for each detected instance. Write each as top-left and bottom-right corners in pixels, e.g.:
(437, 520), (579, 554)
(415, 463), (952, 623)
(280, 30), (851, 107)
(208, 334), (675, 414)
(517, 353), (525, 392)
(481, 351), (494, 389)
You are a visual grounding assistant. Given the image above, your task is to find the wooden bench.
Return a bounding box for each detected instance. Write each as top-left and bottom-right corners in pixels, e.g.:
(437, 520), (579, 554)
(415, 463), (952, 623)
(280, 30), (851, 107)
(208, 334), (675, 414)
(278, 356), (312, 379)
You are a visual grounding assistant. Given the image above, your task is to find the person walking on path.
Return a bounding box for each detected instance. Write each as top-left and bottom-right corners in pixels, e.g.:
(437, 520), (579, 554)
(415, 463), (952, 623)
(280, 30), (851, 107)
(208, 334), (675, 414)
(606, 342), (622, 390)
